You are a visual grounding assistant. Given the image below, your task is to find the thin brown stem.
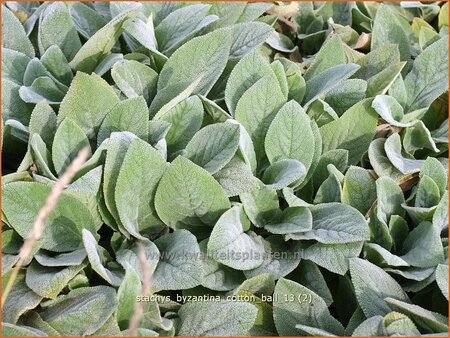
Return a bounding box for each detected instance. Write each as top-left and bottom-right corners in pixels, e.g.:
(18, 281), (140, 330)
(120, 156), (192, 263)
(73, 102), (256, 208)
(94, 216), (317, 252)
(1, 148), (90, 308)
(128, 241), (152, 336)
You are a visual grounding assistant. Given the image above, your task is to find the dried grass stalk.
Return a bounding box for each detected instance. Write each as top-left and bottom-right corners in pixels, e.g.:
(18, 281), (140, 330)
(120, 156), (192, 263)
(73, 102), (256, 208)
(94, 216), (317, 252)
(127, 241), (152, 336)
(1, 147), (90, 308)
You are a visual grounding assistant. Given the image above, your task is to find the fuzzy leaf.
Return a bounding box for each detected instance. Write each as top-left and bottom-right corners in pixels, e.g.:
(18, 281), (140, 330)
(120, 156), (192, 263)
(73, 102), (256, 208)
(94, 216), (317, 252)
(25, 261), (85, 299)
(245, 236), (301, 280)
(154, 4), (218, 54)
(273, 278), (345, 335)
(152, 230), (203, 290)
(82, 229), (122, 286)
(235, 75), (286, 166)
(2, 6), (35, 57)
(52, 118), (91, 176)
(115, 138), (167, 238)
(225, 51), (274, 115)
(303, 64), (360, 105)
(185, 122), (240, 174)
(58, 72), (119, 142)
(117, 267), (140, 329)
(2, 271), (42, 324)
(400, 221), (444, 268)
(2, 182), (97, 252)
(208, 205), (265, 270)
(38, 3), (81, 61)
(292, 203), (369, 244)
(304, 35), (345, 80)
(384, 133), (424, 174)
(404, 38), (448, 113)
(155, 156), (230, 229)
(320, 99), (378, 165)
(69, 6), (140, 72)
(158, 28), (232, 95)
(40, 286), (117, 336)
(371, 5), (410, 60)
(350, 258), (410, 317)
(436, 264), (449, 301)
(265, 207), (312, 235)
(97, 97), (150, 146)
(111, 59), (158, 103)
(342, 166), (377, 214)
(213, 155), (259, 197)
(300, 241), (364, 275)
(385, 298), (448, 333)
(240, 180), (280, 227)
(178, 300), (257, 336)
(265, 101), (316, 172)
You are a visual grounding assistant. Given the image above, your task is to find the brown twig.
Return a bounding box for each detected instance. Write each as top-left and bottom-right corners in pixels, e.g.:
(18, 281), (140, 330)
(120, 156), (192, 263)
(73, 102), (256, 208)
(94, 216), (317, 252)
(1, 147), (90, 308)
(128, 241), (152, 336)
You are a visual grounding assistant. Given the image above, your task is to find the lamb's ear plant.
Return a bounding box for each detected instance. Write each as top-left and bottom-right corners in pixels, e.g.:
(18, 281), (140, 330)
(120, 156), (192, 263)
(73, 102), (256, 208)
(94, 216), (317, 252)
(1, 1), (448, 337)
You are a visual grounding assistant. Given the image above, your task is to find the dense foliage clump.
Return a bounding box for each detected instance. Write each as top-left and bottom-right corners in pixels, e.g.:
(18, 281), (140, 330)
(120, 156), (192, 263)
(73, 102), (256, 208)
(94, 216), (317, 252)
(1, 1), (448, 336)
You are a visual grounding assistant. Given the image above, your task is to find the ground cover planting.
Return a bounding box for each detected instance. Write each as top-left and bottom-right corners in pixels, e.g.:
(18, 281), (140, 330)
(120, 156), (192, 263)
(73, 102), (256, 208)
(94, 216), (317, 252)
(1, 1), (449, 336)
